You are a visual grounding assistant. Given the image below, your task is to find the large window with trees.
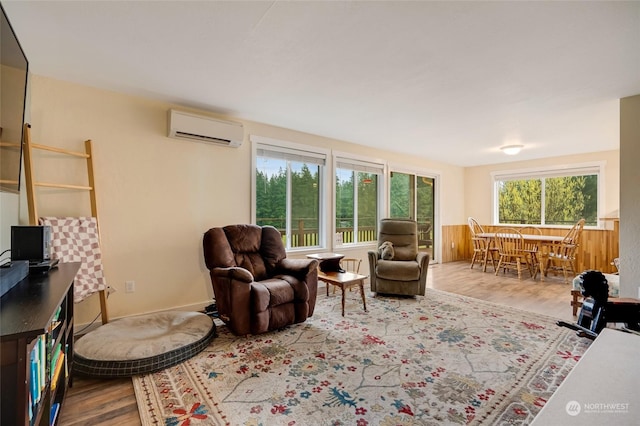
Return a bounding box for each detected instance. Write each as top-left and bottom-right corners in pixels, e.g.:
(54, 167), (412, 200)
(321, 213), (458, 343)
(493, 164), (601, 227)
(335, 157), (384, 245)
(254, 141), (327, 250)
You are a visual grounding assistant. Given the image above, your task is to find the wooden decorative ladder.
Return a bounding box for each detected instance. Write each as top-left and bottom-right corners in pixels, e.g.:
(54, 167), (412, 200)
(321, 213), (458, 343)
(22, 123), (109, 324)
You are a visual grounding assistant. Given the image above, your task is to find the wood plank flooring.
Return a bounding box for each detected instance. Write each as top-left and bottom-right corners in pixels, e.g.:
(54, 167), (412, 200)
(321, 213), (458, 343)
(58, 260), (577, 425)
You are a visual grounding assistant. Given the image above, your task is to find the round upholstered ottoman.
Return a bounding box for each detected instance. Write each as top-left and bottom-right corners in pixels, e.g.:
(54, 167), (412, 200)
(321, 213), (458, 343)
(74, 311), (217, 378)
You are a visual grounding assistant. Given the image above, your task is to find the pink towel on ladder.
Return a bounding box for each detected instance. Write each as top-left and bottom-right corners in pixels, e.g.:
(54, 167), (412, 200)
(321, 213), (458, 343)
(39, 217), (107, 303)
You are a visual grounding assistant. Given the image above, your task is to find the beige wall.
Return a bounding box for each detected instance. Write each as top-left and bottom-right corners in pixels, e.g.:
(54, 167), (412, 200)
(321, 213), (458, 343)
(23, 73), (630, 322)
(620, 94), (640, 298)
(464, 151), (620, 225)
(26, 74), (465, 324)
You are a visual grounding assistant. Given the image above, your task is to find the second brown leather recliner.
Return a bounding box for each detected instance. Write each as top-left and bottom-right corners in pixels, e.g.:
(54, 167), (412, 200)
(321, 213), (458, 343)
(203, 224), (318, 336)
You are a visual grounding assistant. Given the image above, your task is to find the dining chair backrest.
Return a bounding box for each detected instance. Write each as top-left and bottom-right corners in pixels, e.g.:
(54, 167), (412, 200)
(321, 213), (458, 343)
(564, 218), (585, 245)
(494, 228), (525, 255)
(519, 226), (542, 235)
(549, 219), (584, 262)
(340, 258), (361, 274)
(519, 226), (542, 252)
(468, 217), (484, 237)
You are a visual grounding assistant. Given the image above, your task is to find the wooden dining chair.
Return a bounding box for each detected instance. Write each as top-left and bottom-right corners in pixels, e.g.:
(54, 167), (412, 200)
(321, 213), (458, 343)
(468, 217), (496, 272)
(543, 219), (585, 283)
(341, 258), (362, 274)
(331, 258), (362, 295)
(519, 226), (542, 279)
(493, 228), (531, 280)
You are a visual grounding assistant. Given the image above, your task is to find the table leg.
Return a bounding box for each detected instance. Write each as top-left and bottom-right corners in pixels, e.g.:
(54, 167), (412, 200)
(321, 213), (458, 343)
(359, 280), (367, 312)
(326, 281), (329, 296)
(341, 284), (346, 316)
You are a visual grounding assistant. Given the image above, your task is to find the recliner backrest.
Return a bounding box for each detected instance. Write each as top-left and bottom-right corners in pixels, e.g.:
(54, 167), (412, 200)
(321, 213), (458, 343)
(378, 219), (418, 261)
(203, 224), (286, 281)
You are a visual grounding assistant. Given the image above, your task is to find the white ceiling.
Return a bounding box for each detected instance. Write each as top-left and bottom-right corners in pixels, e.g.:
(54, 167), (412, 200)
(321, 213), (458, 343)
(4, 1), (640, 167)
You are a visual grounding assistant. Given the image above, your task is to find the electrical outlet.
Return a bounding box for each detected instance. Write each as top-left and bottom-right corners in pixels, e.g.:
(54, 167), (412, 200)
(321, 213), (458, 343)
(335, 233), (343, 245)
(451, 242), (455, 249)
(125, 280), (135, 293)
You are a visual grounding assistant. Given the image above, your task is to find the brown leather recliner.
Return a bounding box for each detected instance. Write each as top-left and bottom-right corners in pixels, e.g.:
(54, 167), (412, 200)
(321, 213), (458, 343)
(203, 224), (319, 336)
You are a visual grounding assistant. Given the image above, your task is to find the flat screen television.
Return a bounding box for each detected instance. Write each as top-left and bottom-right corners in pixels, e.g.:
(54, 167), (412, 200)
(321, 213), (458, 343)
(0, 2), (29, 194)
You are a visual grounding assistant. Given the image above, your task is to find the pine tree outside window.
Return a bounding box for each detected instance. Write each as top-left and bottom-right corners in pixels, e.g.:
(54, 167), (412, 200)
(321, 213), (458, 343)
(389, 170), (436, 261)
(335, 157), (384, 245)
(254, 141), (327, 249)
(493, 164), (602, 227)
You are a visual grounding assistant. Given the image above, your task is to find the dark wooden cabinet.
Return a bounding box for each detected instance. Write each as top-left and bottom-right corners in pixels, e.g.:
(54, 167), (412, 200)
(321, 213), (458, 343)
(1, 262), (79, 425)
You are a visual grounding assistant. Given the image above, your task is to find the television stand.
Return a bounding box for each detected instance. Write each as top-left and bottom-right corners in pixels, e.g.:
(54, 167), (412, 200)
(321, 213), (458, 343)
(1, 262), (80, 425)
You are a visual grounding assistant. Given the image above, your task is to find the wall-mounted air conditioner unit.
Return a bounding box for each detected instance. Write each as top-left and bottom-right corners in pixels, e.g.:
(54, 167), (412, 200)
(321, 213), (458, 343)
(167, 109), (244, 147)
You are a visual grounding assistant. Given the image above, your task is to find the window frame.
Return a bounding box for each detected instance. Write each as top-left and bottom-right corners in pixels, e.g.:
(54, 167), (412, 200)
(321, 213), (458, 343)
(491, 161), (605, 228)
(387, 163), (441, 263)
(251, 135), (330, 252)
(332, 151), (386, 248)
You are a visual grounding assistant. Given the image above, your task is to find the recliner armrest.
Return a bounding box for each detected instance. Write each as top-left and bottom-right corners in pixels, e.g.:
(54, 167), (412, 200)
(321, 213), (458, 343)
(278, 258), (319, 278)
(416, 251), (429, 268)
(212, 266), (254, 283)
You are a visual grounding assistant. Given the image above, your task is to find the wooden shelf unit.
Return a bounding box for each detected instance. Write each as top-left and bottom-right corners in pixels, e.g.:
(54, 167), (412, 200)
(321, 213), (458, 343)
(1, 263), (79, 425)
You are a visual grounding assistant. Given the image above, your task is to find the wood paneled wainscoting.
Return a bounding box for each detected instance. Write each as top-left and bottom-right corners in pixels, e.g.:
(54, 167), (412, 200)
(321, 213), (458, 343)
(441, 223), (619, 274)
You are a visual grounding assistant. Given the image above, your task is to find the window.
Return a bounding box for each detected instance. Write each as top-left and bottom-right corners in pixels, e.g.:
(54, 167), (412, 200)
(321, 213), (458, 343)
(335, 157), (384, 245)
(389, 170), (436, 259)
(493, 164), (601, 227)
(253, 139), (327, 250)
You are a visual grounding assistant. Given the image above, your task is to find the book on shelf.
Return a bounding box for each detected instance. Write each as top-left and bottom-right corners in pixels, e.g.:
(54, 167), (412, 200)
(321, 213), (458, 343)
(39, 334), (46, 395)
(29, 352), (38, 407)
(51, 343), (62, 372)
(49, 320), (62, 333)
(50, 402), (61, 425)
(29, 334), (48, 412)
(53, 305), (62, 321)
(50, 352), (65, 392)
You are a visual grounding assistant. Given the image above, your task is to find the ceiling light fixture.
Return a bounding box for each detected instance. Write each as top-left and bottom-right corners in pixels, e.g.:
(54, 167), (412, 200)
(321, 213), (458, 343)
(500, 144), (524, 155)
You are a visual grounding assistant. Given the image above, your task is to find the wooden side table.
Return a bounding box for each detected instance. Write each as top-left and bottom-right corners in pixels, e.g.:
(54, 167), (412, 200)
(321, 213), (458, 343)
(318, 270), (368, 316)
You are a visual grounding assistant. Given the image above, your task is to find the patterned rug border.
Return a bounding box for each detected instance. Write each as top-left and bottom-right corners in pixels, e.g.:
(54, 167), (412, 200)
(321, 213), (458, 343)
(133, 287), (589, 426)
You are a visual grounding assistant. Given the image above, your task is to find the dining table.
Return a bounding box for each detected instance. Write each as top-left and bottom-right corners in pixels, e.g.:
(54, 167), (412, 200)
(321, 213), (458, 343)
(476, 232), (565, 280)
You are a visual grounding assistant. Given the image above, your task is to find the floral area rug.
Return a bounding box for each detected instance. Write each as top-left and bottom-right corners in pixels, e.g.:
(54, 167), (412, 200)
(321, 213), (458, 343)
(133, 288), (590, 425)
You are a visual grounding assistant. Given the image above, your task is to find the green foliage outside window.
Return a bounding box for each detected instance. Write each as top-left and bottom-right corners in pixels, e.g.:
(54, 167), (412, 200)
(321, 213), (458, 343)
(498, 179), (542, 224)
(256, 158), (321, 248)
(498, 175), (597, 226)
(336, 169), (378, 244)
(390, 172), (412, 219)
(389, 172), (435, 249)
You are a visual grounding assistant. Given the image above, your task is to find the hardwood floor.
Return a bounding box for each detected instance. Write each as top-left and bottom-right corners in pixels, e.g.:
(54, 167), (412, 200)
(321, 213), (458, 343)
(59, 260), (577, 425)
(427, 260), (576, 322)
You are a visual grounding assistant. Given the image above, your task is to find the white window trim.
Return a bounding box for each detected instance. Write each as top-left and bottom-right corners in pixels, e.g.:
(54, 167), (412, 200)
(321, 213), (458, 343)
(332, 150), (387, 249)
(251, 135), (331, 252)
(491, 161), (605, 228)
